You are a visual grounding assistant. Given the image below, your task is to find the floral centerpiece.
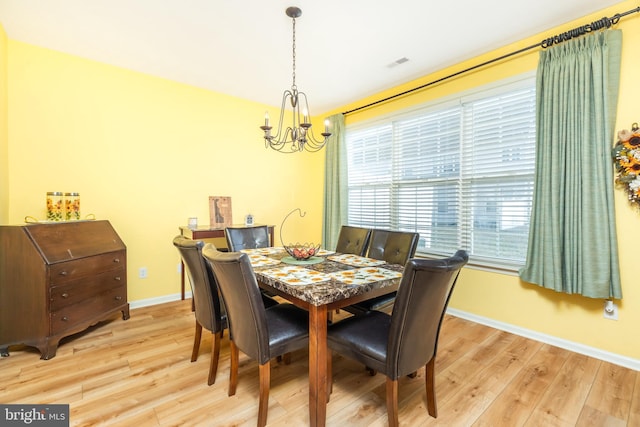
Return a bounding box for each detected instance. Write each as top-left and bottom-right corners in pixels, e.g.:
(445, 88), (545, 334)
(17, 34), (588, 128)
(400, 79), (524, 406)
(612, 123), (640, 206)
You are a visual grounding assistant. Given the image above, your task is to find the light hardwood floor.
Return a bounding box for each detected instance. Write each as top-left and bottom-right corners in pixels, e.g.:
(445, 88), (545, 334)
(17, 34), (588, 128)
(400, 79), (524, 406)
(1, 299), (639, 426)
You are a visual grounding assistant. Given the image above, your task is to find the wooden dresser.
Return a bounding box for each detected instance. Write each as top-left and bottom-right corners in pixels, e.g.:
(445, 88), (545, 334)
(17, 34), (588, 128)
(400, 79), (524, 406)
(0, 220), (129, 359)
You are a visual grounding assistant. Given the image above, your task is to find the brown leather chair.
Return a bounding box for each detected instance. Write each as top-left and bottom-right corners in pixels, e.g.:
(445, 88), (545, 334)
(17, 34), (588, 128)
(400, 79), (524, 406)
(225, 225), (270, 251)
(225, 225), (278, 299)
(344, 229), (419, 315)
(172, 236), (228, 385)
(202, 244), (309, 427)
(335, 225), (371, 256)
(327, 250), (469, 427)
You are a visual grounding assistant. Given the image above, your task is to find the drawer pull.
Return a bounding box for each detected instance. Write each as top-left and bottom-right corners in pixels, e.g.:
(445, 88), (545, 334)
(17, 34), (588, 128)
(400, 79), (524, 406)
(114, 258), (121, 263)
(114, 276), (121, 281)
(115, 296), (122, 301)
(62, 316), (68, 322)
(59, 271), (68, 276)
(61, 293), (69, 298)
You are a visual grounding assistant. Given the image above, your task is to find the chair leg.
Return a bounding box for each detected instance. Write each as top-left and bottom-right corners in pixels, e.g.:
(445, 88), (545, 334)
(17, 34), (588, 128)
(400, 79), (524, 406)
(386, 377), (399, 427)
(207, 331), (221, 386)
(258, 362), (271, 427)
(228, 340), (239, 396)
(191, 321), (202, 362)
(425, 358), (437, 418)
(282, 352), (291, 365)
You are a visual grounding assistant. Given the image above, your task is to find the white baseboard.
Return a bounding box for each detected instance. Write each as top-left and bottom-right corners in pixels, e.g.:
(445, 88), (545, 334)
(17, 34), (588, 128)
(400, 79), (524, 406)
(129, 291), (192, 310)
(447, 308), (640, 371)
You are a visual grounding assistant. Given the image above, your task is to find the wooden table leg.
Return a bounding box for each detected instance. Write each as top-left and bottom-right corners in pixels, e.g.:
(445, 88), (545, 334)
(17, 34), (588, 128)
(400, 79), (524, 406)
(309, 304), (328, 427)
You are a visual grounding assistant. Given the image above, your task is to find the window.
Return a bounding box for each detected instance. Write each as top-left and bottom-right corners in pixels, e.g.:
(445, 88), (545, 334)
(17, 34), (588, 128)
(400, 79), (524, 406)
(345, 77), (536, 270)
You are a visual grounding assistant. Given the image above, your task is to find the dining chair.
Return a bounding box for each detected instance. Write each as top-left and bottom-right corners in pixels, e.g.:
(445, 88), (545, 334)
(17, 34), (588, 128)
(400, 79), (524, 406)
(225, 225), (279, 300)
(327, 250), (469, 426)
(172, 235), (228, 386)
(343, 229), (419, 315)
(225, 225), (271, 251)
(202, 244), (309, 427)
(334, 225), (371, 256)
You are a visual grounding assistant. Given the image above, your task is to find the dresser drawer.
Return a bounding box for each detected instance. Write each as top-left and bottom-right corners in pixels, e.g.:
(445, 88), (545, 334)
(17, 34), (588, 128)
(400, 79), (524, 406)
(49, 268), (126, 311)
(49, 251), (125, 285)
(50, 284), (127, 335)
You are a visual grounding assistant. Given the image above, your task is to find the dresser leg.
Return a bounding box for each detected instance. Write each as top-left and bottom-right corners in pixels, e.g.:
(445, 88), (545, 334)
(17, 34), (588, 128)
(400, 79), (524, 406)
(121, 304), (131, 320)
(39, 340), (59, 360)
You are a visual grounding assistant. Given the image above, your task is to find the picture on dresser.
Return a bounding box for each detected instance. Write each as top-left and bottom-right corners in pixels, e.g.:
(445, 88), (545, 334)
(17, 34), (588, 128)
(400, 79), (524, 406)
(209, 196), (232, 228)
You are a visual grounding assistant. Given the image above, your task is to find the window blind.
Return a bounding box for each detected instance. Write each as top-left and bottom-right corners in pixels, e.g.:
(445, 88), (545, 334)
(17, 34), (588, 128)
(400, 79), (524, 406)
(345, 78), (536, 270)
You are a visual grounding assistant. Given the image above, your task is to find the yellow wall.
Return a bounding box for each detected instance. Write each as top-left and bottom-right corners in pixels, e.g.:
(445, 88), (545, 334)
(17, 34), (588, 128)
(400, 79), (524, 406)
(0, 24), (8, 224)
(6, 41), (325, 302)
(332, 0), (640, 361)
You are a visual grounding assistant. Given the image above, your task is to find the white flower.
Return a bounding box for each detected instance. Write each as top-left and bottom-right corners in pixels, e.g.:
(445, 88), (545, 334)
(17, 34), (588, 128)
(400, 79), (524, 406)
(629, 177), (640, 192)
(618, 129), (633, 142)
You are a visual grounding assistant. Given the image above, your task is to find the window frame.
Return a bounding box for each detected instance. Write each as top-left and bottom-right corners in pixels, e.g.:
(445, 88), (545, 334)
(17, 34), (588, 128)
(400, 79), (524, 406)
(344, 73), (536, 273)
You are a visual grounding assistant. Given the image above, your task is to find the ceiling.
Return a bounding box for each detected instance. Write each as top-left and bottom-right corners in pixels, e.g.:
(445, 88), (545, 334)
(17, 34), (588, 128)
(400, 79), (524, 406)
(0, 0), (625, 114)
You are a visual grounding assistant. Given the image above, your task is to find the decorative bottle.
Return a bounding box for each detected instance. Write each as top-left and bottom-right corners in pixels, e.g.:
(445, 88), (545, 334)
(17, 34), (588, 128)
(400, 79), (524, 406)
(64, 192), (81, 221)
(46, 192), (64, 221)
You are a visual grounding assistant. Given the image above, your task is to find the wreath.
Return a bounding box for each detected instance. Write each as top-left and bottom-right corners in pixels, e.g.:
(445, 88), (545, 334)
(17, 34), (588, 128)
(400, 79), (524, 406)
(612, 123), (640, 205)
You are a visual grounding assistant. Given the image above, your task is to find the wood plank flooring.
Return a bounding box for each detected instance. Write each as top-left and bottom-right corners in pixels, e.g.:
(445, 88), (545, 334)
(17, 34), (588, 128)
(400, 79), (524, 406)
(1, 300), (638, 426)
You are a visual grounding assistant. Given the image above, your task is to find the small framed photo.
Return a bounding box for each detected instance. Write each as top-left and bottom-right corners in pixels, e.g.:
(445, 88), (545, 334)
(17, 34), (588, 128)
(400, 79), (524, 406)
(209, 196), (232, 228)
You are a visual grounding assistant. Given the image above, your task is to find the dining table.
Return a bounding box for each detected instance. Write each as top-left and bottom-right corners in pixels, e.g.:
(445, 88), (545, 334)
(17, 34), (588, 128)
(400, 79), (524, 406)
(242, 247), (404, 427)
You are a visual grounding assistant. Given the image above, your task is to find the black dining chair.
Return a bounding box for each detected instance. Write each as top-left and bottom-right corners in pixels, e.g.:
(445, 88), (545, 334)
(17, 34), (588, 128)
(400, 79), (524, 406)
(334, 225), (371, 256)
(327, 250), (469, 427)
(225, 225), (279, 301)
(343, 229), (419, 315)
(225, 225), (271, 251)
(202, 244), (309, 427)
(172, 235), (228, 385)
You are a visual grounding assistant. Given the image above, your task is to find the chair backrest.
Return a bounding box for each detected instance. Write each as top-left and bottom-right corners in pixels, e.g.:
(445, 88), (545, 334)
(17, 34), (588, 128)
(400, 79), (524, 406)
(172, 236), (226, 333)
(202, 244), (271, 364)
(367, 229), (419, 266)
(225, 226), (270, 251)
(335, 226), (371, 256)
(387, 250), (468, 379)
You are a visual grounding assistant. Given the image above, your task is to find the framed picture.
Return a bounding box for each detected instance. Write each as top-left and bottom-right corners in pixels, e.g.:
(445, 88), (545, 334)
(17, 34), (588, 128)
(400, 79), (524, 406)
(209, 196), (232, 228)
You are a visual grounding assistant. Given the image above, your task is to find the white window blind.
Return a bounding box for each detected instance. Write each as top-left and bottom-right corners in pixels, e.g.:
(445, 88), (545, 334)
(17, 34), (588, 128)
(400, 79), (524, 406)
(345, 78), (536, 270)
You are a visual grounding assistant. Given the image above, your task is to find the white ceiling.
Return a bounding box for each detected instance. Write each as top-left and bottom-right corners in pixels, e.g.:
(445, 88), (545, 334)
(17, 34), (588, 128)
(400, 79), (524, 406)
(0, 0), (625, 114)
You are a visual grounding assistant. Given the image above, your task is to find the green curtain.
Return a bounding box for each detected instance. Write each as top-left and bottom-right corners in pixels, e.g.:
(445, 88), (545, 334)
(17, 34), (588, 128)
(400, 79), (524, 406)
(519, 30), (623, 299)
(322, 113), (347, 250)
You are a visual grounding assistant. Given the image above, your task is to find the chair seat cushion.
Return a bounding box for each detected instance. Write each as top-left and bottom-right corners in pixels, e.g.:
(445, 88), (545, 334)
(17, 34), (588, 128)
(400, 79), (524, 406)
(265, 303), (309, 357)
(328, 311), (391, 374)
(344, 292), (396, 315)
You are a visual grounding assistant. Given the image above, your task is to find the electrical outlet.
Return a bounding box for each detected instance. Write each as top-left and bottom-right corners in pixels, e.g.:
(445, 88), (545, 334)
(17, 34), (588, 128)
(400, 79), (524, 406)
(603, 300), (618, 320)
(139, 267), (148, 279)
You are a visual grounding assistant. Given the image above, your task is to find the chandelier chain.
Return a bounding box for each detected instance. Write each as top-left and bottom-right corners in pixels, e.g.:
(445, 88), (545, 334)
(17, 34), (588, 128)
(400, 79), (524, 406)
(291, 17), (296, 90)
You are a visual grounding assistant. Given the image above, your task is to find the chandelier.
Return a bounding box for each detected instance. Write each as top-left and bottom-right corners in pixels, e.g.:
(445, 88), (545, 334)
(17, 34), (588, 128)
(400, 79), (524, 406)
(260, 7), (331, 153)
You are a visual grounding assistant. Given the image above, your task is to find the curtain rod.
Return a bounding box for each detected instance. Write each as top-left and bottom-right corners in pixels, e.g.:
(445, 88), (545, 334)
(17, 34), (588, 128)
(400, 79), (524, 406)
(342, 6), (640, 116)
